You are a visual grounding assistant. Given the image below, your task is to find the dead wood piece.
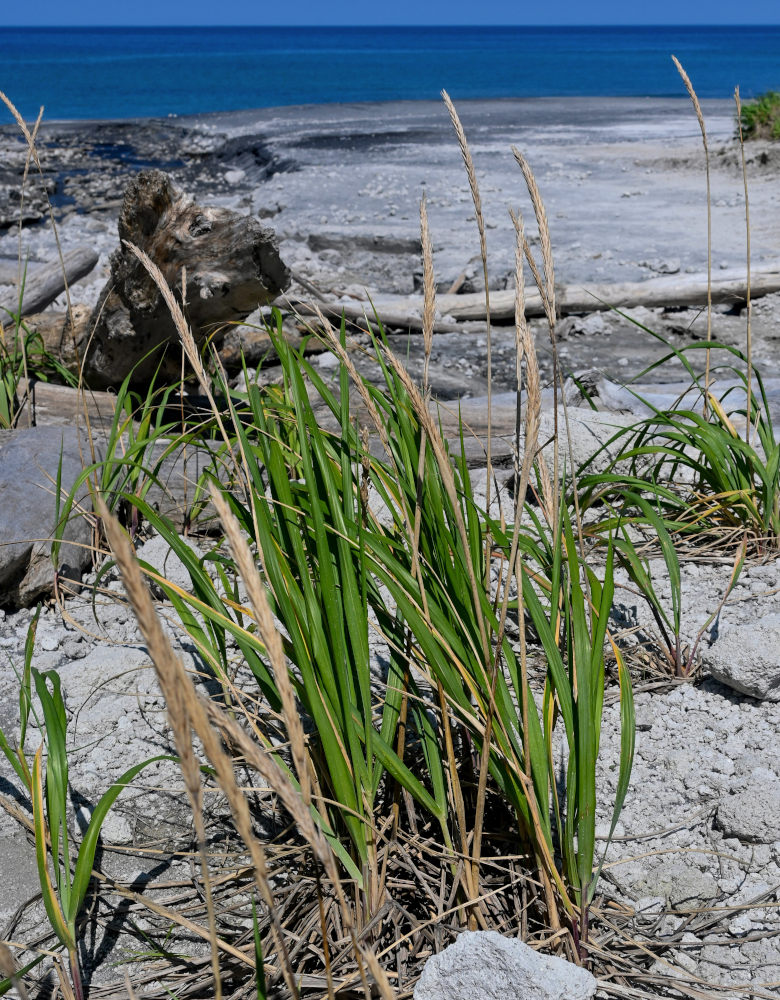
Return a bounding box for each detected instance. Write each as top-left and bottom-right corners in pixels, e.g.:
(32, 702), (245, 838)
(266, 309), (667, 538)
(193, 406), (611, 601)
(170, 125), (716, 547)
(219, 318), (328, 371)
(307, 232), (422, 255)
(82, 169), (290, 388)
(0, 247), (98, 319)
(445, 270), (468, 295)
(294, 265), (780, 331)
(293, 298), (467, 335)
(14, 377), (117, 430)
(557, 266), (780, 313)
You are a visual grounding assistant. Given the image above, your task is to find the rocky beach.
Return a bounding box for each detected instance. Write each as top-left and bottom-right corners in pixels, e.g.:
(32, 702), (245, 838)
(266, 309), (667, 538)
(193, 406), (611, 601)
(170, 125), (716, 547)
(1, 95), (780, 998)
(3, 97), (780, 384)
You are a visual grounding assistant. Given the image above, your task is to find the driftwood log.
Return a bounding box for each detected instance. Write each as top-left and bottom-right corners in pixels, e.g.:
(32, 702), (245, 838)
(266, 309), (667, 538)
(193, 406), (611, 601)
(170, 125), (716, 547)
(293, 265), (780, 331)
(81, 170), (290, 388)
(0, 247), (98, 319)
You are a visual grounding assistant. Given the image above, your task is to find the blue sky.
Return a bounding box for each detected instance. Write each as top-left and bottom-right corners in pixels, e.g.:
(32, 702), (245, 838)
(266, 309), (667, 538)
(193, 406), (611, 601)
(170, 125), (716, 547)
(6, 0), (780, 25)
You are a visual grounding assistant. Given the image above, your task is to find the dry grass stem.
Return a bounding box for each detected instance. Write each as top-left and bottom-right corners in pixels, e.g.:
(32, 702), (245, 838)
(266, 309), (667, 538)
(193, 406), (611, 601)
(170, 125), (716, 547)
(310, 303), (423, 569)
(506, 208), (542, 764)
(0, 942), (29, 1000)
(381, 343), (489, 668)
(97, 499), (301, 1000)
(510, 149), (556, 324)
(416, 191), (484, 914)
(122, 241), (236, 451)
(420, 193), (436, 391)
(200, 700), (391, 999)
(469, 212), (544, 892)
(380, 341), (492, 914)
(311, 305), (393, 459)
(511, 146), (560, 519)
(672, 55), (713, 415)
(121, 239), (260, 525)
(208, 484), (313, 808)
(441, 90), (493, 578)
(734, 86), (753, 443)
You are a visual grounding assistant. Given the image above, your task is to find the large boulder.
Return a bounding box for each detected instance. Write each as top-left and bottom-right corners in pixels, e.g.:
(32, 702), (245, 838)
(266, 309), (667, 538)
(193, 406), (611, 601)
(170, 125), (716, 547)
(700, 619), (780, 701)
(81, 169), (290, 388)
(414, 931), (597, 1000)
(0, 426), (96, 607)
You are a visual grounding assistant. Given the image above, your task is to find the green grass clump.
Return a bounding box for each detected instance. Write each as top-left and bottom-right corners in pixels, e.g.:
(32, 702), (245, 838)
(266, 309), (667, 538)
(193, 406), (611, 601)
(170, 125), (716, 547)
(9, 68), (771, 996)
(738, 90), (780, 140)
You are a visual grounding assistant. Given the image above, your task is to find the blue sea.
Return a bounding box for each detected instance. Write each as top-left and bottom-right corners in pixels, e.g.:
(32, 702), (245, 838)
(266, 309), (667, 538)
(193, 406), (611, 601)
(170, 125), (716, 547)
(1, 25), (778, 122)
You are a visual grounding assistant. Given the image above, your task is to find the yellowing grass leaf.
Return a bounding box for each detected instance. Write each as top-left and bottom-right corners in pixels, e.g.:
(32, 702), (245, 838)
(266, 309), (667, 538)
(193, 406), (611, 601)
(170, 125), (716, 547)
(31, 747), (74, 952)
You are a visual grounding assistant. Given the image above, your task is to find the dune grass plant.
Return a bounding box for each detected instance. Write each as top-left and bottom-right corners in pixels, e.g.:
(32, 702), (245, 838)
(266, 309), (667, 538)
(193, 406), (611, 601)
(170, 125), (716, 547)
(92, 123), (636, 987)
(738, 89), (780, 141)
(19, 72), (780, 994)
(578, 344), (780, 546)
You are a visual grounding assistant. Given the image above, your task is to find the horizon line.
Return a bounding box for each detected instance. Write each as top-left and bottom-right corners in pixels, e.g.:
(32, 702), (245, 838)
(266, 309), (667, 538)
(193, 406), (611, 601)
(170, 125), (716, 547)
(4, 22), (780, 28)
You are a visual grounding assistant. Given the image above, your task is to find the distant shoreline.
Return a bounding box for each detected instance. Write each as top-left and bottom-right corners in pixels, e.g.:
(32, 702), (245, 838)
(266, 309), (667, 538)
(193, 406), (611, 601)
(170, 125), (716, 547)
(3, 95), (736, 133)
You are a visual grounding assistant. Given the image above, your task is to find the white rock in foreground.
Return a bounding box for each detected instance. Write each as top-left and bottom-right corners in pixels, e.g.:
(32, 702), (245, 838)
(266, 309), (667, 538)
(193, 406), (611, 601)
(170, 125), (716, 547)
(700, 620), (780, 701)
(414, 931), (596, 1000)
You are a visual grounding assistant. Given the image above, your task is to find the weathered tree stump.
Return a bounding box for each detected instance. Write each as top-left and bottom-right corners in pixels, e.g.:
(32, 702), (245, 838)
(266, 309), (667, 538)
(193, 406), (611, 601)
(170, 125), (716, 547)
(81, 169), (290, 388)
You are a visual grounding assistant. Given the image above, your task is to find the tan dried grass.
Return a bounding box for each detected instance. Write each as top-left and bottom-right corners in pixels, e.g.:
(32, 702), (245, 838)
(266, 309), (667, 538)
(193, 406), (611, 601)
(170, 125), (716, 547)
(511, 146), (559, 519)
(734, 85), (753, 444)
(672, 55), (713, 414)
(101, 492), (397, 999)
(0, 941), (29, 1000)
(419, 192), (436, 390)
(207, 485), (313, 809)
(97, 498), (301, 1000)
(441, 90), (494, 568)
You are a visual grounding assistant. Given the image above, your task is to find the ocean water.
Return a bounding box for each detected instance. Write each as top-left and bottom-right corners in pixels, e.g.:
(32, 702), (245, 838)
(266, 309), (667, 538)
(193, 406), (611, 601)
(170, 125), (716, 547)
(1, 25), (779, 122)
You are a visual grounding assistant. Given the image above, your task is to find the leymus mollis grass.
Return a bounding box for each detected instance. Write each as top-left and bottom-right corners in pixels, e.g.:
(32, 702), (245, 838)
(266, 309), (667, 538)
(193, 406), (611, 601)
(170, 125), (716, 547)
(111, 94), (635, 960)
(416, 197), (471, 878)
(470, 206), (542, 914)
